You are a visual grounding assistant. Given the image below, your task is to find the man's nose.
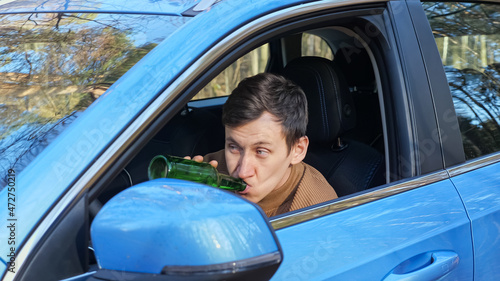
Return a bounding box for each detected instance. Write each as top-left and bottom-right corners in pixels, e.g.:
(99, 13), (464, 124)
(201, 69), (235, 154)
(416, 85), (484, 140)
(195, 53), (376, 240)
(237, 155), (255, 179)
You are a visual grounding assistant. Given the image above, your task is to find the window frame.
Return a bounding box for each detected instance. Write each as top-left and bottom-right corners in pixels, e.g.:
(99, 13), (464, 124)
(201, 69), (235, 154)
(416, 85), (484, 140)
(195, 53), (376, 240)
(103, 7), (401, 228)
(125, 6), (418, 228)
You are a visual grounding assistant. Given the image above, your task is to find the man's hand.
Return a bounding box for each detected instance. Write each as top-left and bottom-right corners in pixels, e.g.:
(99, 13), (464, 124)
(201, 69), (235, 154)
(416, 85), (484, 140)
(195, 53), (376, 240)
(184, 155), (218, 169)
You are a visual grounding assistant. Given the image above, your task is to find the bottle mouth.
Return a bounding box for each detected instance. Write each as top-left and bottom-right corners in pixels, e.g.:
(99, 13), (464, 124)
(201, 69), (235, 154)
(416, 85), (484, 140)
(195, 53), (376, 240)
(148, 155), (168, 180)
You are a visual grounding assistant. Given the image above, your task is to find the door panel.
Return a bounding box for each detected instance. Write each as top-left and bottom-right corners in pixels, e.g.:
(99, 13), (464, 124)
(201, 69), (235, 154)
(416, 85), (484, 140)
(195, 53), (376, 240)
(450, 160), (500, 280)
(271, 178), (472, 280)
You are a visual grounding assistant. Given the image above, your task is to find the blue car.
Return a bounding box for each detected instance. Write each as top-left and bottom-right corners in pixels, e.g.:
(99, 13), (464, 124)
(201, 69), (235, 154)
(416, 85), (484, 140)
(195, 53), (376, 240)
(1, 0), (500, 280)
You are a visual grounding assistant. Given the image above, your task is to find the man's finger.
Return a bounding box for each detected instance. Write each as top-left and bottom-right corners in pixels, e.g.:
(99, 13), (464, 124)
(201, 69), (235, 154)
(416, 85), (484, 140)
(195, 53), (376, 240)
(209, 160), (218, 168)
(192, 155), (204, 162)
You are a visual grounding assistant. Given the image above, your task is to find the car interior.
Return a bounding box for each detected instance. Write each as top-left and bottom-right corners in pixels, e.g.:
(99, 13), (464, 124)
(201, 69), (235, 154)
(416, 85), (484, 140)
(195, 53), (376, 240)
(90, 22), (390, 219)
(94, 24), (388, 211)
(19, 13), (394, 281)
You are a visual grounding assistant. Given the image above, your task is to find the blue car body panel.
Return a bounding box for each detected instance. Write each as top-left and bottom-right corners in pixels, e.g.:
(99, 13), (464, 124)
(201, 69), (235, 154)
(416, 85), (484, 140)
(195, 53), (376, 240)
(0, 0), (310, 269)
(0, 262), (5, 277)
(272, 179), (473, 280)
(450, 161), (500, 280)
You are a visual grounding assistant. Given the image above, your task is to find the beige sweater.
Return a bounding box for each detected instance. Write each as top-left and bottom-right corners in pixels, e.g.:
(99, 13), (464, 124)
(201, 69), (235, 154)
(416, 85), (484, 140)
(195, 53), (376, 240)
(205, 150), (338, 217)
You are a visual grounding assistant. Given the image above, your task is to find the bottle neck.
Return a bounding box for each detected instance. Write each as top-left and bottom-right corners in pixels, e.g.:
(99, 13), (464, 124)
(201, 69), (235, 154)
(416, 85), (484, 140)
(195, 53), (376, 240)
(148, 155), (171, 180)
(218, 173), (247, 192)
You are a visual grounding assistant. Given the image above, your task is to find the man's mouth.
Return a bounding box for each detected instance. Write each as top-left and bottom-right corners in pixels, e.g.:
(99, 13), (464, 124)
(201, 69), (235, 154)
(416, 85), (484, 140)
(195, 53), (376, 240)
(238, 184), (250, 194)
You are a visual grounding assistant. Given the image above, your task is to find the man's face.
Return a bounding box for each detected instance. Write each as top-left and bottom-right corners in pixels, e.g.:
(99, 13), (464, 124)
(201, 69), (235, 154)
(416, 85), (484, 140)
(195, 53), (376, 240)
(224, 112), (307, 203)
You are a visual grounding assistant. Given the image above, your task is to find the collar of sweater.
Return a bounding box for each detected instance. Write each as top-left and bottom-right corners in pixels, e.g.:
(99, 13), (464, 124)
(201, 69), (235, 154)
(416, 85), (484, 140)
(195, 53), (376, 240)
(257, 162), (305, 217)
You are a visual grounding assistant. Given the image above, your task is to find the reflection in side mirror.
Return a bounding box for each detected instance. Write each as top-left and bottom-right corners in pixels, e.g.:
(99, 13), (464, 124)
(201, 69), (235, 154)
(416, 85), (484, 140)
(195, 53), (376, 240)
(89, 179), (282, 281)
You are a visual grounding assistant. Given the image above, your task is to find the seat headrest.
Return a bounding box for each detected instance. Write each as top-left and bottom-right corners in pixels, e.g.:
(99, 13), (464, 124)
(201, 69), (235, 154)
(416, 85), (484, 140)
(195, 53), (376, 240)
(283, 56), (356, 143)
(334, 47), (374, 89)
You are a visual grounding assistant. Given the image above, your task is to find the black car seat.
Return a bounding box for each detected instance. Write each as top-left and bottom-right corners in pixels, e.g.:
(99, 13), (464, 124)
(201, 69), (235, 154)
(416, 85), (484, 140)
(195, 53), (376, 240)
(334, 47), (384, 152)
(283, 56), (385, 196)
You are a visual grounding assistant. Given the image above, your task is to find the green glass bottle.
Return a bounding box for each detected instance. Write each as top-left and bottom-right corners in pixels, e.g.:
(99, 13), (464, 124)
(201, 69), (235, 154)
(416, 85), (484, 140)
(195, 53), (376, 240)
(148, 155), (247, 192)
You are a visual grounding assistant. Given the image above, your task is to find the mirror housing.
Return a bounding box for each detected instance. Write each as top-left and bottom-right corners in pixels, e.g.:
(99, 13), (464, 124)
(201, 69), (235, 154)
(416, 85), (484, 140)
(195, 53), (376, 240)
(90, 179), (282, 280)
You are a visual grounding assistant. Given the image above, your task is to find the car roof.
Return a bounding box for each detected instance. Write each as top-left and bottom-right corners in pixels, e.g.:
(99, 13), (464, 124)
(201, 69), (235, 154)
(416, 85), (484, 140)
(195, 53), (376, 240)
(0, 0), (211, 15)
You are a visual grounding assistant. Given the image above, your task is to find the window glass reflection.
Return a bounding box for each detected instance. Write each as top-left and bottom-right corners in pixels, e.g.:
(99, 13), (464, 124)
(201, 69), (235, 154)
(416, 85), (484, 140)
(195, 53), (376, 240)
(424, 2), (500, 159)
(0, 12), (189, 183)
(0, 0), (200, 14)
(302, 33), (333, 60)
(193, 44), (270, 100)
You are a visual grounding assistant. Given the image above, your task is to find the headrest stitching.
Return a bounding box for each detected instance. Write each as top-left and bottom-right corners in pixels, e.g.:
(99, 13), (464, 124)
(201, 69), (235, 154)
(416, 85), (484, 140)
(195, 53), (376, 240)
(327, 65), (343, 135)
(314, 70), (329, 140)
(298, 64), (330, 140)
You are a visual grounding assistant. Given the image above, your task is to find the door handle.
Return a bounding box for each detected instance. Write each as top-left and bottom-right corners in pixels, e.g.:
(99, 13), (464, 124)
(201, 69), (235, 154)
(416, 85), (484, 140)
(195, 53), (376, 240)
(383, 251), (459, 281)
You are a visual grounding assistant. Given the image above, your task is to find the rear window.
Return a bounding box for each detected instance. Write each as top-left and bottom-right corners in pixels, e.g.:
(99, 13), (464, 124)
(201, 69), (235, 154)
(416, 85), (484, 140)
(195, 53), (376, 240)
(423, 2), (500, 160)
(0, 12), (189, 184)
(302, 33), (333, 60)
(193, 43), (270, 100)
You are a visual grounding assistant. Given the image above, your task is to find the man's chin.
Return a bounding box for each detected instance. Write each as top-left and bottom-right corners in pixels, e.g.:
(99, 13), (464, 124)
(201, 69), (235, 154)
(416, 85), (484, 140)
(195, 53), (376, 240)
(237, 186), (260, 203)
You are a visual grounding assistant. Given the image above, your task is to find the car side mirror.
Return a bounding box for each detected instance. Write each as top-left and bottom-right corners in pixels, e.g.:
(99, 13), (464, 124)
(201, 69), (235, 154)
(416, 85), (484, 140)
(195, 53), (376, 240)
(89, 178), (282, 281)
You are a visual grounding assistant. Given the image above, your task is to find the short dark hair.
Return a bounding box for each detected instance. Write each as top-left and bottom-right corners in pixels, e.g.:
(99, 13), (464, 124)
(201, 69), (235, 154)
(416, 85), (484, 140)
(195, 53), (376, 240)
(222, 73), (308, 151)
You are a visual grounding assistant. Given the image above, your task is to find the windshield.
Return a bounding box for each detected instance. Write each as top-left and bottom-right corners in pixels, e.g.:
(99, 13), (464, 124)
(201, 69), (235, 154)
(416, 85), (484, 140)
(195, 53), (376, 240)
(0, 12), (190, 186)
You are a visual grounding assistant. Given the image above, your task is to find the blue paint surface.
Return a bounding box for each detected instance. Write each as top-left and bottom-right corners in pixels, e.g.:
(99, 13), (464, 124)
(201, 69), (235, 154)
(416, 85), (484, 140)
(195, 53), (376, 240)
(451, 161), (500, 280)
(91, 179), (278, 273)
(272, 180), (473, 280)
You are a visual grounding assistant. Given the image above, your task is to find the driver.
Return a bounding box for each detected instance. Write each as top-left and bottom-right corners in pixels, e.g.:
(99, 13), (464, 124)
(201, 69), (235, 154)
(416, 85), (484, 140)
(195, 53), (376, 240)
(189, 73), (338, 217)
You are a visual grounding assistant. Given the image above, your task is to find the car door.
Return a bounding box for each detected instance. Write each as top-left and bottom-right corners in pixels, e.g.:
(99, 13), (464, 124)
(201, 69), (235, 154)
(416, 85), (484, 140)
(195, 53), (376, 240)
(271, 178), (471, 280)
(421, 1), (500, 280)
(267, 1), (473, 279)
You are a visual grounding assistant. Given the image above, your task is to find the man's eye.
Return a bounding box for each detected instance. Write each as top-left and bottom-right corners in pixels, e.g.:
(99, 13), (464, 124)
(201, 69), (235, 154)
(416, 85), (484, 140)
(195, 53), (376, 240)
(228, 144), (239, 152)
(256, 149), (269, 156)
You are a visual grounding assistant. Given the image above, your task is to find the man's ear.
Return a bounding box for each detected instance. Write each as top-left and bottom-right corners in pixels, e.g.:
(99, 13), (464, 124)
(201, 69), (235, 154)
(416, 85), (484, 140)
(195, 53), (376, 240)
(291, 136), (309, 165)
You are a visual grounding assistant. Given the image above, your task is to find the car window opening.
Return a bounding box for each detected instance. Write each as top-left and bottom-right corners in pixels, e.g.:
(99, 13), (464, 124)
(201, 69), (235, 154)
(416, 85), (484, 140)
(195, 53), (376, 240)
(95, 23), (388, 217)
